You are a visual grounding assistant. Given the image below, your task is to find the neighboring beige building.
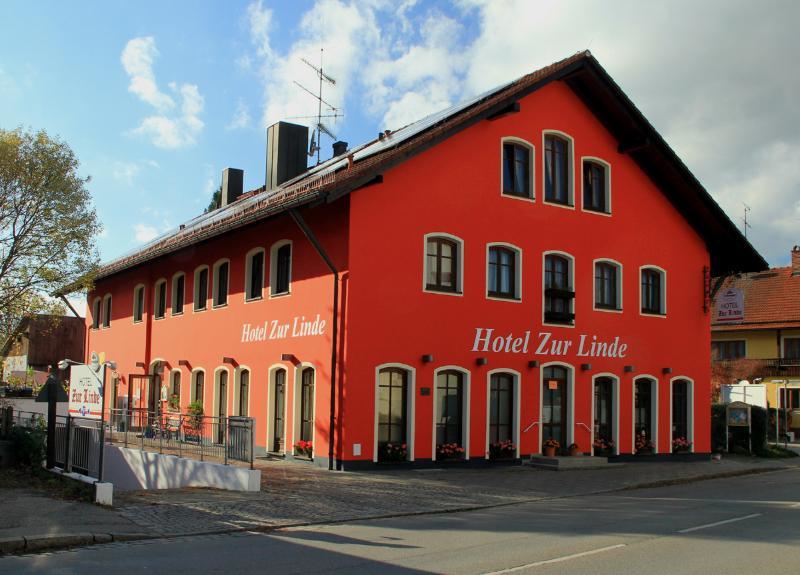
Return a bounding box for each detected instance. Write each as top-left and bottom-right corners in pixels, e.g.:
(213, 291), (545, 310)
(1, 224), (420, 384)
(711, 246), (800, 432)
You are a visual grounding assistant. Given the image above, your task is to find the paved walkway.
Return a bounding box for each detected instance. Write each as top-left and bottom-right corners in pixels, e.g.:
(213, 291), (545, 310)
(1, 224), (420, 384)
(2, 454), (798, 555)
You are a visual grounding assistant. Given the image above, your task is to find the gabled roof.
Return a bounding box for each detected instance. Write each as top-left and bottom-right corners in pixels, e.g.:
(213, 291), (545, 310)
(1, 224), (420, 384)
(79, 51), (766, 289)
(712, 266), (800, 331)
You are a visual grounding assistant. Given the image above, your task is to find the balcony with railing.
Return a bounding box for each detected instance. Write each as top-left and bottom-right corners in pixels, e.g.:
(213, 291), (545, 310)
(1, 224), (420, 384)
(711, 357), (800, 379)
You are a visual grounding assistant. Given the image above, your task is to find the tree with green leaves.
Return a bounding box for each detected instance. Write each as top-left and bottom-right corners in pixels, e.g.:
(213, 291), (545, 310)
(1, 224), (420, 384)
(0, 128), (100, 350)
(204, 184), (221, 213)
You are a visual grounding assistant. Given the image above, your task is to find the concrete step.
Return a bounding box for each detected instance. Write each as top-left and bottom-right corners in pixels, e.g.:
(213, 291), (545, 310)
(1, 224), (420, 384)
(525, 455), (623, 471)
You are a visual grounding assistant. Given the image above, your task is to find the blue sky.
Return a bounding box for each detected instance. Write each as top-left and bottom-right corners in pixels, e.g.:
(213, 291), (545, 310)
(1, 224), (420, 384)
(2, 0), (798, 274)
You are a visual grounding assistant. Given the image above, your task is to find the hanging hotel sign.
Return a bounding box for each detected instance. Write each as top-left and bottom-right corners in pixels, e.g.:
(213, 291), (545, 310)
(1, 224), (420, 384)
(715, 288), (744, 324)
(471, 328), (629, 358)
(68, 363), (105, 419)
(241, 314), (327, 343)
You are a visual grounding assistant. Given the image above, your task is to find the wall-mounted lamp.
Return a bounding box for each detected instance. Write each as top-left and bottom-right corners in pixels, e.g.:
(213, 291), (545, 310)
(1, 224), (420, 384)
(581, 363), (592, 371)
(476, 357), (488, 366)
(528, 360), (539, 369)
(281, 353), (296, 362)
(662, 367), (672, 374)
(421, 354), (434, 363)
(624, 365), (635, 373)
(178, 360), (191, 368)
(222, 356), (237, 366)
(135, 361), (146, 369)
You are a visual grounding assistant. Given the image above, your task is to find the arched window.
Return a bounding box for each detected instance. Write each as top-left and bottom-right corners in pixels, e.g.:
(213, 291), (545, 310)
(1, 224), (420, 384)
(299, 368), (314, 442)
(133, 284), (145, 323)
(488, 245), (520, 300)
(191, 370), (205, 405)
(594, 260), (621, 311)
(102, 294), (112, 328)
(91, 297), (101, 329)
(672, 379), (689, 447)
(171, 273), (185, 315)
(213, 260), (230, 307)
(154, 280), (167, 319)
(544, 133), (573, 206)
(238, 369), (249, 417)
(169, 371), (181, 411)
(489, 372), (514, 445)
(641, 266), (666, 315)
(502, 140), (533, 199)
(377, 367), (409, 461)
(425, 235), (461, 293)
(542, 365), (569, 450)
(270, 368), (287, 452)
(582, 159), (610, 213)
(193, 266), (209, 312)
(270, 241), (292, 296)
(436, 370), (465, 451)
(634, 377), (656, 453)
(245, 249), (265, 301)
(544, 253), (574, 325)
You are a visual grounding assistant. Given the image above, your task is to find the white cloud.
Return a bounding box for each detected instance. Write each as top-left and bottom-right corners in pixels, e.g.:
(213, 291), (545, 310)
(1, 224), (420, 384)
(133, 223), (159, 243)
(227, 99), (251, 130)
(112, 161), (141, 186)
(122, 37), (205, 149)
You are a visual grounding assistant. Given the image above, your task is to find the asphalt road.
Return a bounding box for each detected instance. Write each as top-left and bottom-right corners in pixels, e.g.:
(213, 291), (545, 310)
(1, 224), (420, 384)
(2, 467), (798, 574)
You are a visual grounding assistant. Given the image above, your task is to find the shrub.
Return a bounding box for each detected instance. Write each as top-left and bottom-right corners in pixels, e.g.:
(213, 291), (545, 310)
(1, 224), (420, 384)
(9, 426), (45, 468)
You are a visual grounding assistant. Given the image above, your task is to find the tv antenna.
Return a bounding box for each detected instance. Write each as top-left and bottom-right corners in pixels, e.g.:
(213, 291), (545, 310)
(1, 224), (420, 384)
(741, 202), (752, 238)
(290, 48), (342, 165)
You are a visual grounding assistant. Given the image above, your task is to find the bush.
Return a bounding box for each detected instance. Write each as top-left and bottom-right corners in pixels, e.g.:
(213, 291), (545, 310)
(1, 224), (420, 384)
(711, 403), (770, 455)
(9, 426), (45, 468)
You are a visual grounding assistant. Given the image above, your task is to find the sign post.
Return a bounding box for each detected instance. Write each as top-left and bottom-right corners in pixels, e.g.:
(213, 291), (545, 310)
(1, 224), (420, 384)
(66, 354), (107, 480)
(714, 288), (745, 324)
(726, 401), (752, 453)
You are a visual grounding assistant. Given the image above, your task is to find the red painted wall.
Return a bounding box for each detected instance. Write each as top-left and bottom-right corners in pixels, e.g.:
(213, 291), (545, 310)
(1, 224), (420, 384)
(345, 81), (711, 461)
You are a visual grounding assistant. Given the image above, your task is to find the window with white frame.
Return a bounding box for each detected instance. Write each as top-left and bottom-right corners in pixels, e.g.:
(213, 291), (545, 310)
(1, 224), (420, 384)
(544, 132), (573, 206)
(502, 139), (533, 199)
(582, 159), (610, 213)
(594, 260), (621, 311)
(169, 370), (181, 410)
(245, 249), (265, 301)
(102, 294), (112, 328)
(194, 266), (209, 312)
(171, 273), (185, 315)
(641, 266), (666, 315)
(154, 279), (167, 319)
(91, 297), (101, 329)
(425, 234), (462, 293)
(213, 260), (229, 307)
(270, 241), (292, 296)
(544, 253), (575, 324)
(133, 285), (145, 323)
(487, 244), (521, 300)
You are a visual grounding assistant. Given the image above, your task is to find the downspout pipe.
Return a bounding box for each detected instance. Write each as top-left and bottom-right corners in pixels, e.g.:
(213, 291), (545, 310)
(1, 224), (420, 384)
(288, 208), (339, 471)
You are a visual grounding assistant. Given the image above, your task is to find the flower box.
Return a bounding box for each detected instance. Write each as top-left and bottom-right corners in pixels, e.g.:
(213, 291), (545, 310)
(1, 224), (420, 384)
(436, 442), (465, 460)
(489, 440), (516, 460)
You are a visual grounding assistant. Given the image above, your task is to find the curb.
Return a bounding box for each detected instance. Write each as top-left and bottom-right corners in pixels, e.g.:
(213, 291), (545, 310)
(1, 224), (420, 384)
(2, 463), (797, 556)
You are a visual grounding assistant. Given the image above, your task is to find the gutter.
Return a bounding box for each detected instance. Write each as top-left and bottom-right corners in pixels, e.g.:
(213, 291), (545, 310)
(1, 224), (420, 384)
(288, 208), (340, 471)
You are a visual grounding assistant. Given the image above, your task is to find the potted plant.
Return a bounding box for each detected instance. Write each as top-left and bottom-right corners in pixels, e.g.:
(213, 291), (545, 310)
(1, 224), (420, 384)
(489, 440), (516, 460)
(635, 434), (654, 455)
(436, 442), (465, 460)
(543, 438), (560, 457)
(568, 442), (581, 456)
(294, 439), (313, 458)
(592, 437), (614, 455)
(184, 400), (204, 442)
(672, 437), (692, 453)
(167, 393), (180, 412)
(378, 442), (408, 462)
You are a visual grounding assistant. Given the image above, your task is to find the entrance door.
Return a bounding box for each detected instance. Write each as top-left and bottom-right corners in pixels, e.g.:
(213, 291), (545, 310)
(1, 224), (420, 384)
(594, 377), (614, 454)
(635, 379), (653, 443)
(273, 369), (286, 452)
(128, 374), (154, 430)
(217, 371), (228, 444)
(542, 366), (568, 451)
(377, 367), (409, 461)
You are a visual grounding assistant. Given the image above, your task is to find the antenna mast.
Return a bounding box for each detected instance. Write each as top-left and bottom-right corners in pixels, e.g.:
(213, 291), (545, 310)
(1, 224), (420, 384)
(741, 203), (752, 238)
(292, 48), (342, 165)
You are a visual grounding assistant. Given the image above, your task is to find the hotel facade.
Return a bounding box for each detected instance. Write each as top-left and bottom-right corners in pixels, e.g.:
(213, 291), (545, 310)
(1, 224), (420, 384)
(80, 52), (766, 469)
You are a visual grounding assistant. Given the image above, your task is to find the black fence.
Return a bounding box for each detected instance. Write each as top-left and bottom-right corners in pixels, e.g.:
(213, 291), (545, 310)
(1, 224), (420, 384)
(106, 409), (254, 468)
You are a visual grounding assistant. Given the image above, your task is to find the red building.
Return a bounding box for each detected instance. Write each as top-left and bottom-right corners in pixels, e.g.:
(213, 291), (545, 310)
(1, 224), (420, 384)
(80, 52), (765, 469)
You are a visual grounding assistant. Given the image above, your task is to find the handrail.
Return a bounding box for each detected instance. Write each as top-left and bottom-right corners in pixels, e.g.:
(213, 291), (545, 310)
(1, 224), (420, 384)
(523, 421), (539, 433)
(576, 422), (591, 433)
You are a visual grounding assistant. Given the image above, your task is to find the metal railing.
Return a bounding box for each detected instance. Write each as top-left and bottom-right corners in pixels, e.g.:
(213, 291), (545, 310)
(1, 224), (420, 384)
(712, 357), (800, 378)
(106, 409), (254, 468)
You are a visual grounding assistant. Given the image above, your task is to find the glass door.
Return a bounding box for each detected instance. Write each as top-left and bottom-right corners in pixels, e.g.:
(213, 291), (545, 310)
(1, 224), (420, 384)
(377, 368), (409, 461)
(542, 366), (567, 451)
(594, 377), (613, 454)
(273, 370), (285, 452)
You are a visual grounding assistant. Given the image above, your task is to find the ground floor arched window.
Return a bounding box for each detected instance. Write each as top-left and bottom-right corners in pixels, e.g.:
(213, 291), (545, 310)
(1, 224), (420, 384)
(436, 370), (465, 457)
(377, 367), (409, 461)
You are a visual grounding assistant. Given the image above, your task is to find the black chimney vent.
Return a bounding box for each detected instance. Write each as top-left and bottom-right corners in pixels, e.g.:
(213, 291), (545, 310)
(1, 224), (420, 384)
(266, 122), (309, 191)
(221, 168), (243, 208)
(332, 141), (348, 157)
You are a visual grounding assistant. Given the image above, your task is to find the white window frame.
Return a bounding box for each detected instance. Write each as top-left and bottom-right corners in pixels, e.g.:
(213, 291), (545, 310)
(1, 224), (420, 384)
(542, 250), (576, 328)
(639, 265), (667, 317)
(669, 376), (694, 453)
(292, 363), (316, 450)
(373, 363), (416, 462)
(232, 365), (252, 417)
(592, 258), (623, 313)
(590, 373), (620, 456)
(171, 272), (185, 316)
(542, 130), (575, 209)
(132, 284), (145, 324)
(632, 375), (659, 454)
(212, 258), (230, 309)
(500, 137), (535, 202)
(212, 366), (231, 421)
(168, 369), (182, 411)
(270, 240), (293, 297)
(190, 368), (206, 406)
(244, 247), (266, 302)
(266, 364), (290, 454)
(193, 265), (209, 312)
(153, 279), (167, 320)
(432, 366), (471, 461)
(423, 233), (464, 296)
(485, 369), (521, 459)
(486, 242), (523, 302)
(538, 362), (575, 451)
(101, 294), (112, 329)
(580, 156), (612, 216)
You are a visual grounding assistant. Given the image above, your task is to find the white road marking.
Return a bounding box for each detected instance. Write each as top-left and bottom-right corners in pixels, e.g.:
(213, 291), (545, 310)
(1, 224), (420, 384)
(618, 496), (799, 507)
(677, 513), (762, 533)
(482, 544), (627, 574)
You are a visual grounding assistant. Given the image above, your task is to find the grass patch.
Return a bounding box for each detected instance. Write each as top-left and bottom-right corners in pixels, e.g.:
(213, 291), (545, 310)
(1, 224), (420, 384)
(756, 445), (799, 459)
(0, 467), (94, 502)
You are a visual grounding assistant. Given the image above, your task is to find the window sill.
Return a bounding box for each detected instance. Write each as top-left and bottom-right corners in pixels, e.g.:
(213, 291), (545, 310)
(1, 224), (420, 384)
(245, 296), (263, 303)
(133, 319), (143, 324)
(212, 303), (228, 310)
(594, 305), (622, 313)
(543, 200), (575, 210)
(171, 311), (184, 317)
(424, 287), (463, 296)
(582, 206), (611, 216)
(193, 306), (208, 313)
(486, 294), (522, 303)
(640, 311), (667, 318)
(501, 192), (535, 203)
(154, 316), (165, 321)
(270, 291), (291, 299)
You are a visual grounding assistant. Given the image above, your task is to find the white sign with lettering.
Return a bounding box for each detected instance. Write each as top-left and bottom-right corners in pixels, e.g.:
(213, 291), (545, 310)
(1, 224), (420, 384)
(241, 314), (327, 343)
(715, 288), (744, 324)
(68, 364), (105, 419)
(471, 328), (629, 358)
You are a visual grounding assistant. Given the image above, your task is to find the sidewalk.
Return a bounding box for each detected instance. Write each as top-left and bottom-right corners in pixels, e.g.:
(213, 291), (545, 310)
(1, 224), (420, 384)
(2, 454), (798, 555)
